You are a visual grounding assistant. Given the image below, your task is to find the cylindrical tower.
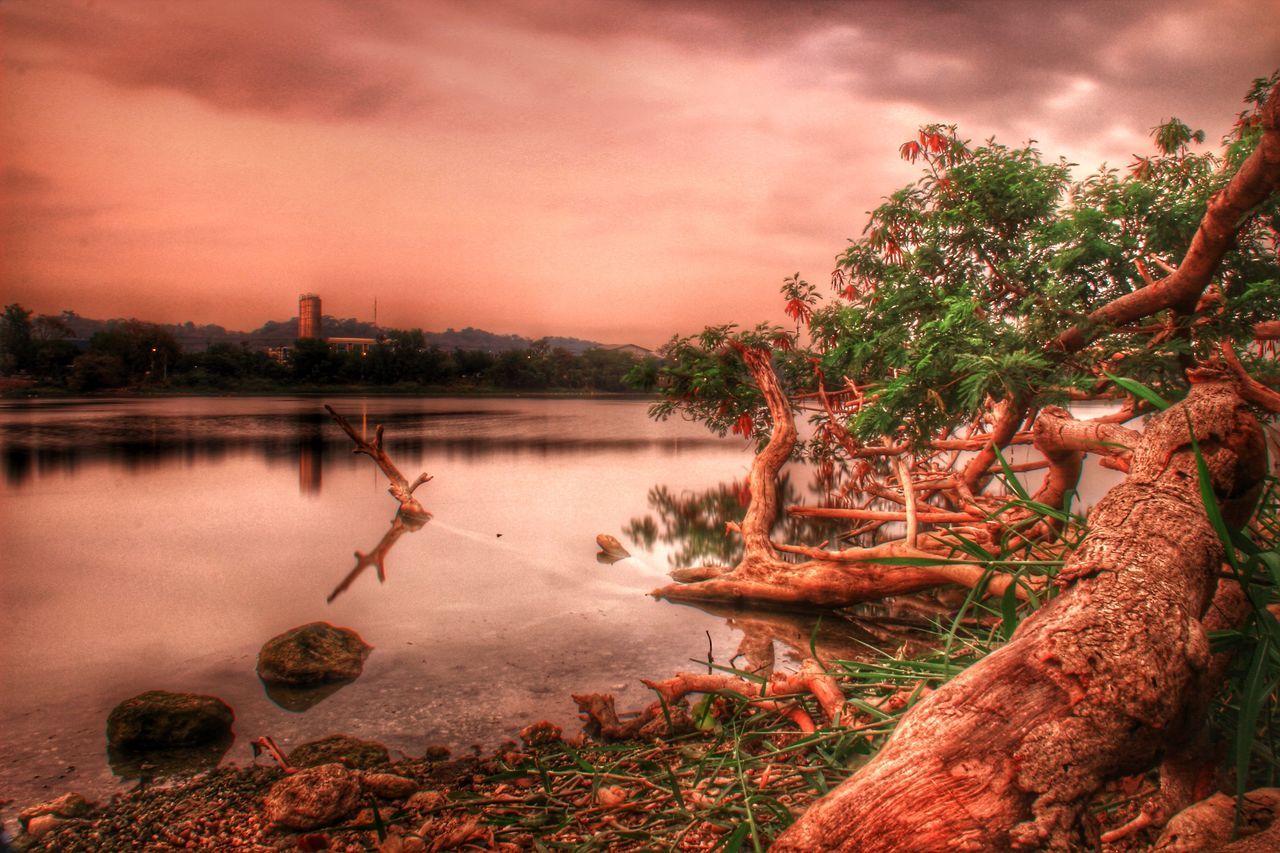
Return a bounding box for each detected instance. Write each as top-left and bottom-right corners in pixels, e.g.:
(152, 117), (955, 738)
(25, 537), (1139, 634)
(298, 293), (322, 340)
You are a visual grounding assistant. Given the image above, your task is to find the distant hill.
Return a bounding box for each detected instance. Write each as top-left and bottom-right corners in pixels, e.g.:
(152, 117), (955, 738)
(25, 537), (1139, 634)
(46, 312), (624, 355)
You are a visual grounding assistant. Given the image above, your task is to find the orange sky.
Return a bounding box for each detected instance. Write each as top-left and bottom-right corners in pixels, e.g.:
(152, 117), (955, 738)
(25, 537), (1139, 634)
(3, 0), (1278, 347)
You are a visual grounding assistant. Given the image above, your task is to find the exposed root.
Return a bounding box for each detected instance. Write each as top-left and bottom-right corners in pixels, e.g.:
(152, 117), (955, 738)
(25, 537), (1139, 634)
(1155, 789), (1280, 851)
(575, 659), (850, 742)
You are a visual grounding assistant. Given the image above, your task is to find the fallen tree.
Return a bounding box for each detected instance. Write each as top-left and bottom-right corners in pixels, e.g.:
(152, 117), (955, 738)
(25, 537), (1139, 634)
(623, 73), (1280, 848)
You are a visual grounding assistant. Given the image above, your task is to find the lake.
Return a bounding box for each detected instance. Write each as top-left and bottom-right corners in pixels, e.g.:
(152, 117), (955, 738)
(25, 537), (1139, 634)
(0, 395), (835, 819)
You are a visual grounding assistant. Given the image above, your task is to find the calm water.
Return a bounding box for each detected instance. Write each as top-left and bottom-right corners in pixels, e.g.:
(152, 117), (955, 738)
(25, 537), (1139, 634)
(0, 395), (804, 817)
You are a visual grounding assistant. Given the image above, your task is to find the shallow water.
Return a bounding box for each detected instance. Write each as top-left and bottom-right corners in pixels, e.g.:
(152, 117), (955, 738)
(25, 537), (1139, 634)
(0, 396), (789, 818)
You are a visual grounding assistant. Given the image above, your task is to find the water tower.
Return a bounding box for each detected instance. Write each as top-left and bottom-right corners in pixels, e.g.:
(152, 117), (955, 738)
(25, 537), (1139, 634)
(298, 293), (322, 340)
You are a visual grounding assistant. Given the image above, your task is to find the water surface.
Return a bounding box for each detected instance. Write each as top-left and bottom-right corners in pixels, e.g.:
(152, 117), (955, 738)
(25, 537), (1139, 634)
(1, 396), (782, 817)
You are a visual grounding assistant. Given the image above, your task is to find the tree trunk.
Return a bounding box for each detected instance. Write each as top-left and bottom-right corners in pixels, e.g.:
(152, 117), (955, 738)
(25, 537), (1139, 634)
(771, 373), (1267, 851)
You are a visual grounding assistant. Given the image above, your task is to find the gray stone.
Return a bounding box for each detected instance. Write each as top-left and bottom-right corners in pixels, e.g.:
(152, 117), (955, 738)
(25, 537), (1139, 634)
(263, 763), (361, 830)
(287, 734), (391, 770)
(257, 622), (372, 686)
(106, 691), (234, 750)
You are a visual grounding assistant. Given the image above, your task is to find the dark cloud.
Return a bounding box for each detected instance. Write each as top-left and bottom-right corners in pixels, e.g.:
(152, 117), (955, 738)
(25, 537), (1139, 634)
(0, 167), (56, 195)
(475, 0), (1278, 139)
(3, 0), (432, 121)
(8, 0), (1274, 134)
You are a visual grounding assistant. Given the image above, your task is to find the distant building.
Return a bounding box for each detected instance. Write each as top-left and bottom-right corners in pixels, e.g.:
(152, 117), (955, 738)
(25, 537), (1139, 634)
(328, 336), (377, 354)
(599, 343), (655, 358)
(298, 293), (322, 340)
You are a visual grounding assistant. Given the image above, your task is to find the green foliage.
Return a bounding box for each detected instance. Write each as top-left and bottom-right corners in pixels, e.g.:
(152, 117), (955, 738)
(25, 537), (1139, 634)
(0, 303), (36, 374)
(652, 73), (1280, 448)
(649, 323), (810, 442)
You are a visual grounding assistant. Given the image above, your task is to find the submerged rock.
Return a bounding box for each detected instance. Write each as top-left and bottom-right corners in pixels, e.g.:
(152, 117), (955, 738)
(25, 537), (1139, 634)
(287, 734), (391, 770)
(257, 622), (372, 686)
(262, 677), (356, 713)
(263, 763), (361, 830)
(106, 690), (235, 750)
(108, 734), (233, 782)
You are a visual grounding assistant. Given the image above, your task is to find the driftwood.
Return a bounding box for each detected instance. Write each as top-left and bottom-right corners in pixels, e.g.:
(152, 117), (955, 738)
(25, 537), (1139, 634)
(324, 405), (433, 600)
(771, 373), (1269, 851)
(325, 404), (432, 519)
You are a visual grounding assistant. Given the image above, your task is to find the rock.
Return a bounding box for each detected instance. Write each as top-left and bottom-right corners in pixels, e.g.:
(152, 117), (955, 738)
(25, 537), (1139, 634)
(517, 720), (562, 748)
(405, 790), (446, 812)
(263, 764), (361, 830)
(257, 623), (372, 686)
(106, 691), (235, 750)
(423, 744), (451, 761)
(287, 735), (391, 770)
(595, 533), (631, 563)
(18, 792), (91, 829)
(24, 814), (61, 840)
(360, 772), (418, 799)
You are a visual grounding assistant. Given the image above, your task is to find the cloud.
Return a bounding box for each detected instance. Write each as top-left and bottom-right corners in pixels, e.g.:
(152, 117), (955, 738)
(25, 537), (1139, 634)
(0, 166), (55, 195)
(3, 0), (433, 121)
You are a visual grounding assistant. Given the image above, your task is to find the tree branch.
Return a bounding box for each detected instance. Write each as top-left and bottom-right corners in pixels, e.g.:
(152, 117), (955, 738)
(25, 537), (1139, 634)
(325, 405), (432, 517)
(1053, 79), (1280, 353)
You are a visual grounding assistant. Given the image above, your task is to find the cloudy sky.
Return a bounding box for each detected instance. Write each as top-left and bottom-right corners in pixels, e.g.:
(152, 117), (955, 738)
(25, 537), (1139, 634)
(3, 0), (1278, 346)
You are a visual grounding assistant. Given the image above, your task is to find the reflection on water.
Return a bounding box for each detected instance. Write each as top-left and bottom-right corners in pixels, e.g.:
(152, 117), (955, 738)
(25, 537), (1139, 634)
(0, 399), (726, 489)
(0, 395), (957, 825)
(623, 473), (847, 568)
(262, 679), (358, 714)
(0, 395), (764, 822)
(328, 509), (431, 603)
(107, 736), (233, 784)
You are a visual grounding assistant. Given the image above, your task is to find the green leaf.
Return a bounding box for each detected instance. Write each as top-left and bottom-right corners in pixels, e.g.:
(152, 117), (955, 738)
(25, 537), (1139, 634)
(1234, 635), (1274, 820)
(1105, 372), (1171, 410)
(1186, 411), (1239, 569)
(1000, 577), (1021, 641)
(994, 446), (1030, 501)
(721, 823), (752, 853)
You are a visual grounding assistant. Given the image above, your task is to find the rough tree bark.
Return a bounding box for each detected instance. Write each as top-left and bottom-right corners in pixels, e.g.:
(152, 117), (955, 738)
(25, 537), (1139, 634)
(771, 373), (1268, 851)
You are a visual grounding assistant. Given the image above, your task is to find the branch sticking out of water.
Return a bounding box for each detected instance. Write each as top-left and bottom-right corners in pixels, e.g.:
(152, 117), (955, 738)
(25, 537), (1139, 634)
(324, 404), (432, 518)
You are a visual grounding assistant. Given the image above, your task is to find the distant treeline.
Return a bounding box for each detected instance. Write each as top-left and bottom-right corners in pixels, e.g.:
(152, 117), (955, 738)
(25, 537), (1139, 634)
(0, 304), (660, 393)
(41, 308), (607, 355)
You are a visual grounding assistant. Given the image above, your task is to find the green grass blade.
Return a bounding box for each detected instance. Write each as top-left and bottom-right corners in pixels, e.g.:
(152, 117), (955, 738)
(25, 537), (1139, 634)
(1186, 411), (1240, 570)
(1000, 576), (1021, 641)
(994, 446), (1030, 501)
(1105, 372), (1171, 410)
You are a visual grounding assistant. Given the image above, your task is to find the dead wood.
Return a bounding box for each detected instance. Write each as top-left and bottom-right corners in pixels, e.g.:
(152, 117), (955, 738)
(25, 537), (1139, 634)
(574, 658), (848, 740)
(1154, 788), (1280, 852)
(770, 375), (1268, 851)
(324, 404), (432, 518)
(652, 348), (1023, 609)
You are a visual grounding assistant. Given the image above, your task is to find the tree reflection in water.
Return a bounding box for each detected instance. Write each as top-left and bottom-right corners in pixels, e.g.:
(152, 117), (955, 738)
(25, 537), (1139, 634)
(624, 470), (846, 570)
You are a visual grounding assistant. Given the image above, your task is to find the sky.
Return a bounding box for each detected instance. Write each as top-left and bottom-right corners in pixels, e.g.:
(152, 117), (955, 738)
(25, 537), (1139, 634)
(2, 0), (1278, 347)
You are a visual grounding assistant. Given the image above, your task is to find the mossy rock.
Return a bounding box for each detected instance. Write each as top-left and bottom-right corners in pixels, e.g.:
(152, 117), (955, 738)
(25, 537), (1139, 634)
(256, 622), (372, 686)
(286, 734), (391, 770)
(106, 690), (234, 750)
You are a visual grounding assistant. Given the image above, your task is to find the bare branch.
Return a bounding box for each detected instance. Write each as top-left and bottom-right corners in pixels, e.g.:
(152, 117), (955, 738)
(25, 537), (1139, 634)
(324, 405), (431, 517)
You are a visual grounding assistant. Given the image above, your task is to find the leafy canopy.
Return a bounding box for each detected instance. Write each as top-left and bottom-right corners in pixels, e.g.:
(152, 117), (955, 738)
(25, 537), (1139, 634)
(651, 73), (1280, 452)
